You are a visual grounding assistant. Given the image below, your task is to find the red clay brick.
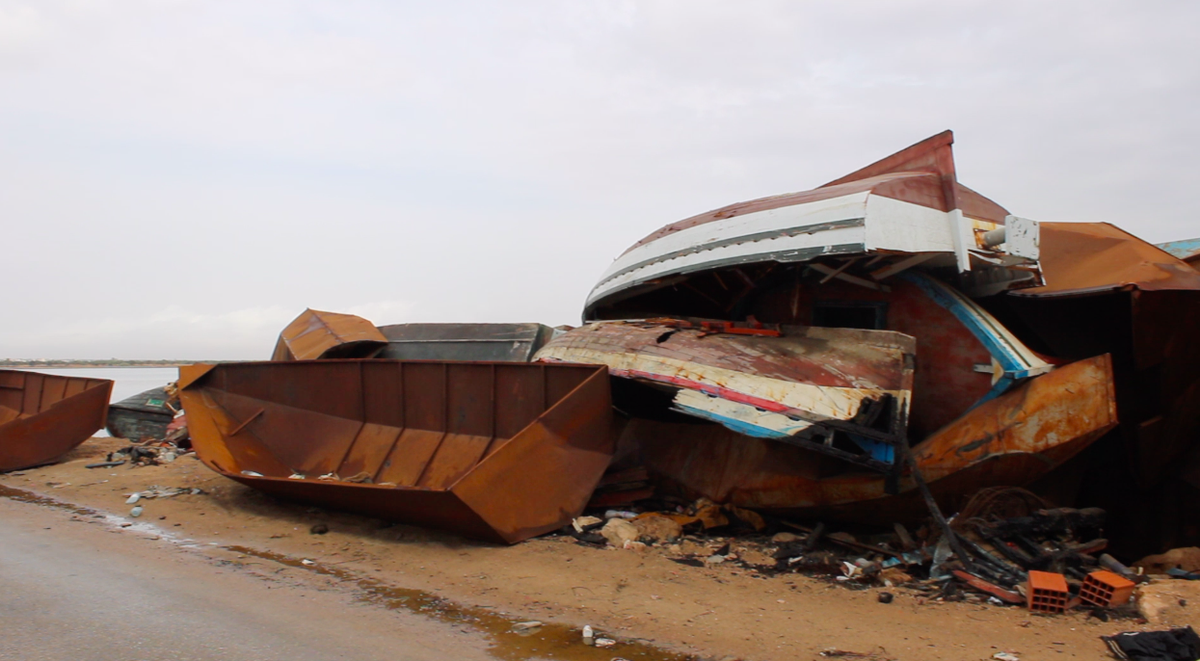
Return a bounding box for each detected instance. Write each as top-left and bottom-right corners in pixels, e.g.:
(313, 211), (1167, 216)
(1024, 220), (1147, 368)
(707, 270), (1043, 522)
(1027, 570), (1070, 613)
(1079, 570), (1135, 608)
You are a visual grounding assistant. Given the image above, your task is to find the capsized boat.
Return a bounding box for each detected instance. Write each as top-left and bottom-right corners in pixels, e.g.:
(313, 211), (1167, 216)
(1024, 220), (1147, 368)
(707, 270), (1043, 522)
(536, 318), (917, 471)
(586, 130), (1042, 322)
(272, 309), (388, 361)
(0, 370), (112, 472)
(106, 386), (177, 440)
(569, 131), (1118, 519)
(178, 359), (614, 543)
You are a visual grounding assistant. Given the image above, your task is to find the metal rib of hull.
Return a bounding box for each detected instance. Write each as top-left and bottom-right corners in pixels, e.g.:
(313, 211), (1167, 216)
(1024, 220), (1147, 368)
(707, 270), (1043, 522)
(179, 359), (614, 544)
(0, 370), (112, 472)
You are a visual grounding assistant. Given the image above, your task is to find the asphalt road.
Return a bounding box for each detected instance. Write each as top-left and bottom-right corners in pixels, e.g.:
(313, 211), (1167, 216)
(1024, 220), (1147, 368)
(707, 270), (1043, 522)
(0, 497), (493, 661)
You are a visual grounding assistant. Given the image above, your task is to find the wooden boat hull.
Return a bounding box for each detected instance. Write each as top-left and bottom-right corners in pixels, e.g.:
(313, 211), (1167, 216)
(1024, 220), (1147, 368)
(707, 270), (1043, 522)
(179, 360), (614, 544)
(633, 354), (1116, 520)
(536, 319), (916, 468)
(106, 386), (175, 440)
(0, 370), (112, 472)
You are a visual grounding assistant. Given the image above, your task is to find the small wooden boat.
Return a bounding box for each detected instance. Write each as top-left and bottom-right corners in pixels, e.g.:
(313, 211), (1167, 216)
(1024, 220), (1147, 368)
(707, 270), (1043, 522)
(178, 359), (614, 543)
(0, 370), (112, 472)
(272, 309), (388, 360)
(106, 386), (177, 440)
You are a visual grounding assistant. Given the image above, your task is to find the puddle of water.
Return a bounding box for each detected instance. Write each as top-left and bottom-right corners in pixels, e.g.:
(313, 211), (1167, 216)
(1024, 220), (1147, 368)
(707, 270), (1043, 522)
(225, 545), (700, 661)
(0, 483), (98, 516)
(0, 484), (699, 661)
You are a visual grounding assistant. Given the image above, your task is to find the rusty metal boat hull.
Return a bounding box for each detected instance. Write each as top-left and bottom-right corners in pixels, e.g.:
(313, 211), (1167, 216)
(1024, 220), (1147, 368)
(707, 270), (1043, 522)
(272, 309), (389, 361)
(0, 370), (112, 472)
(634, 354), (1116, 521)
(179, 360), (614, 544)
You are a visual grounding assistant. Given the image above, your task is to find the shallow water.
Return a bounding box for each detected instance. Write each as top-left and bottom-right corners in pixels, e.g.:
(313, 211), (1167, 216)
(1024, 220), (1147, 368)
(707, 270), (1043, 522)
(10, 366), (180, 436)
(0, 482), (697, 661)
(10, 366), (179, 404)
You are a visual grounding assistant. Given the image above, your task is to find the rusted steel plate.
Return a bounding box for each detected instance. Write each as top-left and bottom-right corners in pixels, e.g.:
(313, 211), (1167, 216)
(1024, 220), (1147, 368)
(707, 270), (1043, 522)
(1157, 238), (1200, 266)
(636, 354), (1116, 522)
(271, 309), (388, 361)
(376, 323), (554, 362)
(0, 370), (112, 472)
(179, 360), (614, 544)
(536, 319), (915, 445)
(1015, 223), (1200, 297)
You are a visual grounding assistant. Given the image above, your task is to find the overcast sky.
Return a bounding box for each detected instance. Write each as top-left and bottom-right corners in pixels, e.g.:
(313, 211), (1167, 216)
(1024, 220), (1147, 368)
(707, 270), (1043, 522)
(2, 0), (1197, 359)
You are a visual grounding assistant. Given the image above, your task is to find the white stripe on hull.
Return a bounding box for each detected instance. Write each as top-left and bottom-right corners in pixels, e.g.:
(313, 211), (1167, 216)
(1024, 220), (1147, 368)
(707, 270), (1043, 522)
(587, 193), (972, 309)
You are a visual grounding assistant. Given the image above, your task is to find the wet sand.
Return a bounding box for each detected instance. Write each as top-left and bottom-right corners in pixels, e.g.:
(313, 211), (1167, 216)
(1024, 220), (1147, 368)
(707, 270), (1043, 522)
(2, 437), (1189, 661)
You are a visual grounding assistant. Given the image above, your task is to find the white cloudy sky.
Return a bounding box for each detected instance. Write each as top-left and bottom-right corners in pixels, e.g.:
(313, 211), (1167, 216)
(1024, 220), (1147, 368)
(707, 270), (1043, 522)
(2, 0), (1197, 359)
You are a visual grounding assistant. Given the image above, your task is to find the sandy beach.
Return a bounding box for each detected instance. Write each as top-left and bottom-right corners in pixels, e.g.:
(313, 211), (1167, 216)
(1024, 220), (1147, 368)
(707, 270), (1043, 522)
(3, 436), (1191, 661)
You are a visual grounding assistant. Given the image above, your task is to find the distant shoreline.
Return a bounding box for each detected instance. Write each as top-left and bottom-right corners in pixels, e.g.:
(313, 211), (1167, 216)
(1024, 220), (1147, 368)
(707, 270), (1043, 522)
(0, 362), (201, 369)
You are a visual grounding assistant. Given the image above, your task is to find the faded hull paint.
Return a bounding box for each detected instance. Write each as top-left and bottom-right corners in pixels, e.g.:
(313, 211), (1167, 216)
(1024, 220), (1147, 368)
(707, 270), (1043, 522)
(586, 131), (1040, 317)
(0, 370), (112, 472)
(179, 360), (614, 544)
(637, 354), (1116, 521)
(749, 276), (998, 439)
(535, 321), (915, 434)
(272, 309), (388, 361)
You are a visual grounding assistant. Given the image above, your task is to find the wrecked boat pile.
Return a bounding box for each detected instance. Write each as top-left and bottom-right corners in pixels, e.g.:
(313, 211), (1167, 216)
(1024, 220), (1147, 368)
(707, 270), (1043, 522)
(151, 131), (1200, 566)
(9, 131), (1200, 592)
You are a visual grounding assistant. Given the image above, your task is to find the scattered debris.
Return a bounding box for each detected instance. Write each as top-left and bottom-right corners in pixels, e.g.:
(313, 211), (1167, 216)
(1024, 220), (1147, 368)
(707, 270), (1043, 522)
(1101, 626), (1200, 661)
(1136, 547), (1200, 575)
